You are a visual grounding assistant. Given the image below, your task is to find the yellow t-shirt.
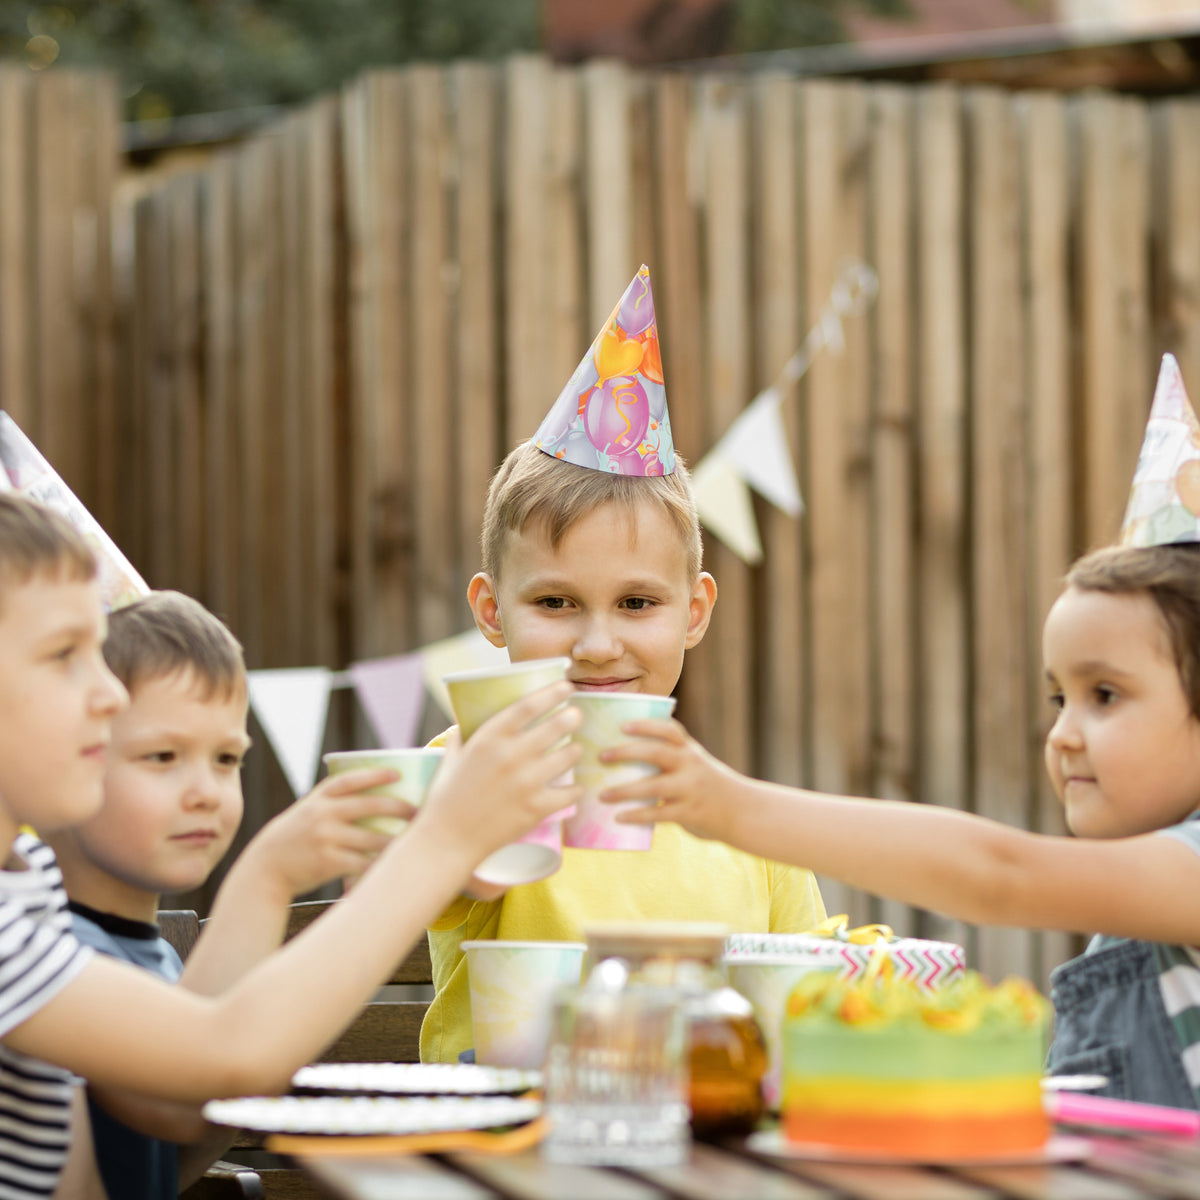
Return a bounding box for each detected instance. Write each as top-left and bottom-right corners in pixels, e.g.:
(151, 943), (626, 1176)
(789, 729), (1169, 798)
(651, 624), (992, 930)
(420, 823), (826, 1063)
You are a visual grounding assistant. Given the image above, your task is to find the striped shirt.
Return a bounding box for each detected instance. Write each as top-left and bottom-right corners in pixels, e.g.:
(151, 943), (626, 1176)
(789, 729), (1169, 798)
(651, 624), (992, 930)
(0, 836), (92, 1198)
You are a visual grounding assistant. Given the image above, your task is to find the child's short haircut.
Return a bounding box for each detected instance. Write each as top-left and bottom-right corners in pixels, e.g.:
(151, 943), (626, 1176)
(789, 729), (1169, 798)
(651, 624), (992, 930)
(0, 493), (96, 608)
(480, 442), (703, 580)
(102, 590), (246, 702)
(1067, 542), (1200, 721)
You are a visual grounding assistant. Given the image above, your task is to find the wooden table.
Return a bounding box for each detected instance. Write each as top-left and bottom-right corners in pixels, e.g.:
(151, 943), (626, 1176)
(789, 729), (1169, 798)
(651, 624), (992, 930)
(293, 1125), (1200, 1200)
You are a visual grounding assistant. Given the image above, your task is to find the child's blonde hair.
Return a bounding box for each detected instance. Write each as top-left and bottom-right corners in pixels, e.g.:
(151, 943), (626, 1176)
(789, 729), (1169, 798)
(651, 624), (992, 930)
(0, 494), (96, 609)
(480, 442), (703, 580)
(102, 590), (246, 703)
(1067, 542), (1200, 720)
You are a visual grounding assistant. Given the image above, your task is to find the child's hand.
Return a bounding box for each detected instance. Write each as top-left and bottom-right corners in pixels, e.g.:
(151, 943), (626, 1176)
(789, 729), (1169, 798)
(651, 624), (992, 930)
(598, 717), (744, 843)
(414, 682), (582, 865)
(242, 767), (413, 900)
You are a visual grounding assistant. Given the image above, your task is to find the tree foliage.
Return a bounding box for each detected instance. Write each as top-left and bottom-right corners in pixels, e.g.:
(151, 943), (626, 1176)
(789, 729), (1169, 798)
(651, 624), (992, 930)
(1, 1), (910, 122)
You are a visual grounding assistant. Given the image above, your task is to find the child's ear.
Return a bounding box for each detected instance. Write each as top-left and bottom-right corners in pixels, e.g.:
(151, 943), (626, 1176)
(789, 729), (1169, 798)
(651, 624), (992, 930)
(467, 573), (507, 648)
(684, 572), (717, 649)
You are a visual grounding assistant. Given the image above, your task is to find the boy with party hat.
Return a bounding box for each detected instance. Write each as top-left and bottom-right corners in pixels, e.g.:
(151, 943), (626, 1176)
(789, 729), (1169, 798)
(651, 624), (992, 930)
(420, 265), (827, 1064)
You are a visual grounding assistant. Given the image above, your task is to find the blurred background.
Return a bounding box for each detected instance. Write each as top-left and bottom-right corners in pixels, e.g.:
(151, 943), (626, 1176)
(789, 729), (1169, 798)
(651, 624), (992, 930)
(4, 0), (1200, 989)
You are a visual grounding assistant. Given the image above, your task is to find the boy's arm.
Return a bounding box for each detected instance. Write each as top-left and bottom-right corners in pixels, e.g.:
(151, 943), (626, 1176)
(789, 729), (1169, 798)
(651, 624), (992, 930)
(4, 685), (583, 1104)
(603, 716), (1200, 943)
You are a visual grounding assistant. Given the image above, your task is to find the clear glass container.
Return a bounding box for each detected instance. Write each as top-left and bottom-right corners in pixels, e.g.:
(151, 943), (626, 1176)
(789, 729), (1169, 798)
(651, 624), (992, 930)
(582, 922), (768, 1139)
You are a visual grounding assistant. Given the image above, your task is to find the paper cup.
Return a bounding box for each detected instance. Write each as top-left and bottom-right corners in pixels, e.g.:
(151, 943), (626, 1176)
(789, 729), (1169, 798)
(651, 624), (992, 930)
(321, 747), (445, 836)
(723, 953), (838, 1111)
(443, 658), (572, 885)
(563, 693), (675, 851)
(463, 940), (587, 1067)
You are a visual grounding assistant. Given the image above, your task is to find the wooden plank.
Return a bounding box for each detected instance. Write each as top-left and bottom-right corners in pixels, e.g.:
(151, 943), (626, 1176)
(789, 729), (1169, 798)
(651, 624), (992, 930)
(751, 73), (805, 792)
(1020, 91), (1076, 991)
(301, 96), (340, 668)
(547, 66), (585, 418)
(779, 1161), (994, 1200)
(801, 80), (872, 923)
(276, 112), (306, 660)
(652, 73), (710, 747)
(0, 69), (32, 428)
(584, 58), (635, 330)
(410, 65), (455, 646)
(453, 63), (501, 596)
(200, 153), (239, 632)
(451, 1150), (662, 1200)
(699, 74), (752, 776)
(304, 1156), (499, 1200)
(1077, 92), (1150, 549)
(504, 56), (554, 445)
(640, 1142), (831, 1199)
(967, 87), (1032, 983)
(912, 84), (971, 955)
(867, 84), (916, 937)
(168, 172), (204, 602)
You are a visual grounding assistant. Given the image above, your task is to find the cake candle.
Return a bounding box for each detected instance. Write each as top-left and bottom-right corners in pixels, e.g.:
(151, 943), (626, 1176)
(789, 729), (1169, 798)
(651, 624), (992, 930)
(1045, 1091), (1200, 1136)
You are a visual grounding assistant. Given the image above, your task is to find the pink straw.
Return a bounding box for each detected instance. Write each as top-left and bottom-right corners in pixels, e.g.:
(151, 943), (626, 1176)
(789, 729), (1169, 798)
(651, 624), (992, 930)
(1045, 1091), (1200, 1136)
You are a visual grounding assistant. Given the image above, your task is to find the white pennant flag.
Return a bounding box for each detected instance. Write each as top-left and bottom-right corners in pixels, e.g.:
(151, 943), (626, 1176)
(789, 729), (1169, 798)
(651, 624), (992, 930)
(247, 667), (333, 798)
(421, 629), (510, 720)
(692, 453), (764, 564)
(716, 387), (804, 516)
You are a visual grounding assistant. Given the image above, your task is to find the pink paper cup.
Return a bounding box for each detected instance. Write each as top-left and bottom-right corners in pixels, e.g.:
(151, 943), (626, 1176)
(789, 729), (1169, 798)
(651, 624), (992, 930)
(443, 657), (572, 884)
(563, 692), (675, 851)
(463, 939), (587, 1068)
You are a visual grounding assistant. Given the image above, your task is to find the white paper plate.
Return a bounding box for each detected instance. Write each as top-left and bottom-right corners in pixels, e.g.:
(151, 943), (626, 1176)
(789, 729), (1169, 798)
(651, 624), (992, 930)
(291, 1062), (542, 1096)
(203, 1094), (542, 1136)
(745, 1129), (1091, 1166)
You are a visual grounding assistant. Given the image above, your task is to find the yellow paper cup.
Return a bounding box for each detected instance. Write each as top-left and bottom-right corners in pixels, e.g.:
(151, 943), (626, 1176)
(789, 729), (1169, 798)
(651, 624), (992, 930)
(723, 953), (838, 1110)
(443, 658), (572, 885)
(564, 692), (675, 851)
(463, 939), (587, 1067)
(321, 747), (445, 836)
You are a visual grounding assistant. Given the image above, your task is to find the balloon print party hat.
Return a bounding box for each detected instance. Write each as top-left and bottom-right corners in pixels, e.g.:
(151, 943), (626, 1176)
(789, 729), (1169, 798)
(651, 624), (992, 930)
(1118, 354), (1200, 548)
(533, 264), (675, 476)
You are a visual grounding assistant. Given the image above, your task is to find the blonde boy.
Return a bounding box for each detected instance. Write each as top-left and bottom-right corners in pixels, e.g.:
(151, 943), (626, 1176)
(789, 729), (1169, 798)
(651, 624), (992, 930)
(46, 590), (414, 1196)
(0, 492), (581, 1200)
(419, 444), (827, 1063)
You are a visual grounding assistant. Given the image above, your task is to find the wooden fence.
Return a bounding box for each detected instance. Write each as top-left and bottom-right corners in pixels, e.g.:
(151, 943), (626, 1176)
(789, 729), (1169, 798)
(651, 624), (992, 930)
(4, 56), (1200, 989)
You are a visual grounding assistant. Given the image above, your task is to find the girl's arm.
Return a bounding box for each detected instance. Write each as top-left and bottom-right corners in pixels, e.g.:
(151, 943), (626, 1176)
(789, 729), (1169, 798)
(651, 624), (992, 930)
(604, 718), (1200, 945)
(4, 684), (582, 1104)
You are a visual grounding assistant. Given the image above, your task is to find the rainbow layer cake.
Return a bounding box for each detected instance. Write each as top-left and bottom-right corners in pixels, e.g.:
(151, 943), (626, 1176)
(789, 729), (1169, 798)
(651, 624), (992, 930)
(781, 971), (1050, 1158)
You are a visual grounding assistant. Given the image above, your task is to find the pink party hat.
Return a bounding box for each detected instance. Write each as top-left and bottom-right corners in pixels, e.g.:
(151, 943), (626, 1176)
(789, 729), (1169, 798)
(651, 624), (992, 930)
(1118, 354), (1200, 547)
(533, 264), (674, 476)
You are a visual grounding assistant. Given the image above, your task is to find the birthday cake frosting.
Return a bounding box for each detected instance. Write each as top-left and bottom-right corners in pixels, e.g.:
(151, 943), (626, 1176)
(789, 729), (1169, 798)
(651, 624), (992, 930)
(780, 971), (1050, 1158)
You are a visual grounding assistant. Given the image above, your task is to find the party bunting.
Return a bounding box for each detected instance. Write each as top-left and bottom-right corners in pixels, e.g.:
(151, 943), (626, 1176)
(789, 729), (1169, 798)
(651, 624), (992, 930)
(420, 629), (510, 720)
(713, 386), (804, 517)
(348, 652), (426, 749)
(247, 667), (333, 799)
(691, 455), (764, 565)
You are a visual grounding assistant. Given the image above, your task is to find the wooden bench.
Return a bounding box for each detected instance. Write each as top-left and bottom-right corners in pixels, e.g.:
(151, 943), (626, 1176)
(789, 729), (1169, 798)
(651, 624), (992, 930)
(161, 900), (434, 1200)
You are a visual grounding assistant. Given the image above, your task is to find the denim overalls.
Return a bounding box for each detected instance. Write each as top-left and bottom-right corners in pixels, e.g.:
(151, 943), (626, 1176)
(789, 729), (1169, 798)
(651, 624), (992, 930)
(1046, 935), (1197, 1109)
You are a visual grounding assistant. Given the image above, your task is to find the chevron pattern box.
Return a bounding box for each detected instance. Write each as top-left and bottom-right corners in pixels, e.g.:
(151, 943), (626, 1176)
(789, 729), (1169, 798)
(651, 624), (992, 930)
(724, 928), (965, 993)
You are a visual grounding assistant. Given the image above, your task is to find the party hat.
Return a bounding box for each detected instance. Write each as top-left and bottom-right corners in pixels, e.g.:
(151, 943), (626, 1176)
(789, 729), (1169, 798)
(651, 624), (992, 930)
(533, 264), (674, 476)
(1118, 354), (1200, 548)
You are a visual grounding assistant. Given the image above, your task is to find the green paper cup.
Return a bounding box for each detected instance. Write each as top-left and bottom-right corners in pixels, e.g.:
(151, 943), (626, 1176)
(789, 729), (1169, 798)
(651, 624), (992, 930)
(443, 657), (572, 885)
(563, 692), (676, 851)
(321, 747), (445, 836)
(722, 952), (838, 1110)
(463, 939), (587, 1067)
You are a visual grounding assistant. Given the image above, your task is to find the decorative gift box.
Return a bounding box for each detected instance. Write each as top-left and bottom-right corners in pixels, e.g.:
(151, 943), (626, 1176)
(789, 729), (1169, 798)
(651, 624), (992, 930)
(724, 915), (965, 993)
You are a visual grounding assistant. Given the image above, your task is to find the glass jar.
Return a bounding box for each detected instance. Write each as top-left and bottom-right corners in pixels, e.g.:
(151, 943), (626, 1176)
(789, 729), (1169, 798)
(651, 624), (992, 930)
(582, 923), (768, 1139)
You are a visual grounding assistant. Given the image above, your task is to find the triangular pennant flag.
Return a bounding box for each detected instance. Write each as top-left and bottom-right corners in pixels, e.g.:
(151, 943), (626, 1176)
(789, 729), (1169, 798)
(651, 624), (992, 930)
(533, 264), (675, 476)
(0, 411), (150, 609)
(716, 386), (804, 516)
(247, 667), (332, 798)
(1119, 354), (1200, 548)
(421, 630), (510, 721)
(348, 653), (426, 749)
(692, 453), (764, 564)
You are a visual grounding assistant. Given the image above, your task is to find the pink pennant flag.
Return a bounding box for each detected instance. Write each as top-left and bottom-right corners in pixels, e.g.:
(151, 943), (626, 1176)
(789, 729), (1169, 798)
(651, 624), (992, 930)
(348, 653), (426, 749)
